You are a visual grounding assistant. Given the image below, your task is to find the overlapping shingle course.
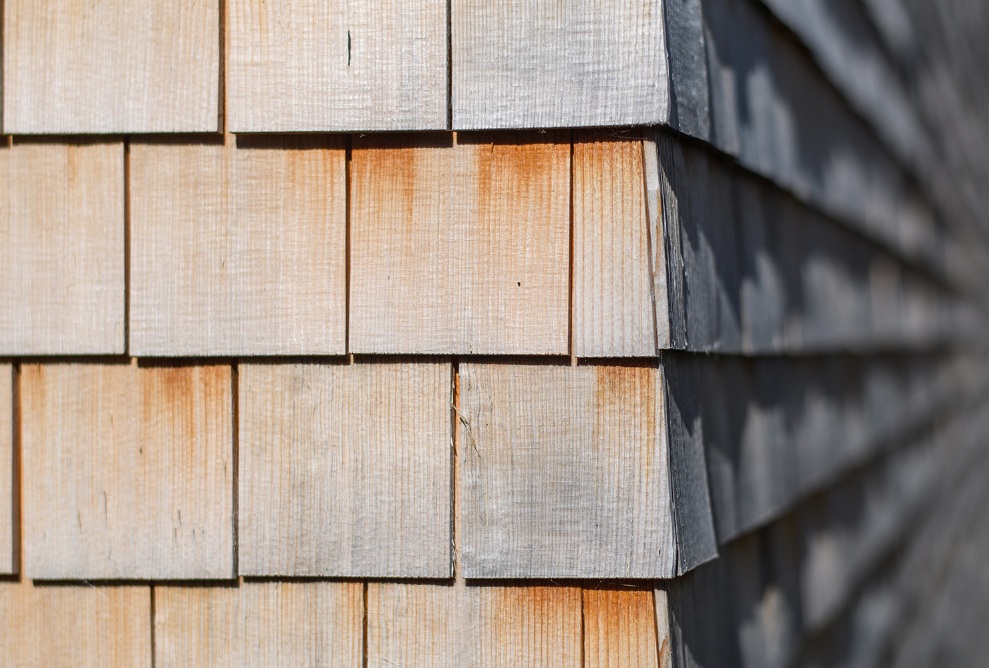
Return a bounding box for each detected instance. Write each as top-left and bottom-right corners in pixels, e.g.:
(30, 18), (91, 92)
(0, 0), (986, 665)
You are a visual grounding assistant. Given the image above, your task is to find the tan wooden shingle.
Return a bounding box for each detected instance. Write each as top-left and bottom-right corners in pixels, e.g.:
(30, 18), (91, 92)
(452, 0), (668, 129)
(655, 586), (673, 668)
(0, 365), (12, 574)
(350, 133), (570, 354)
(155, 582), (363, 667)
(367, 583), (582, 667)
(21, 363), (233, 580)
(573, 132), (658, 357)
(459, 363), (677, 579)
(0, 581), (151, 667)
(228, 0), (447, 132)
(130, 138), (347, 357)
(239, 362), (452, 578)
(0, 141), (125, 355)
(3, 0), (219, 133)
(583, 589), (661, 668)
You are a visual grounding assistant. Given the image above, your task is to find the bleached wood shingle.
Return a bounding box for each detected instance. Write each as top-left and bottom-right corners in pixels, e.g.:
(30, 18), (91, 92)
(228, 0), (447, 132)
(239, 362), (452, 578)
(573, 132), (658, 358)
(452, 0), (668, 128)
(130, 137), (347, 357)
(0, 365), (11, 574)
(0, 141), (125, 355)
(368, 583), (582, 667)
(155, 582), (362, 667)
(3, 0), (219, 133)
(350, 133), (570, 355)
(459, 363), (677, 579)
(583, 589), (662, 668)
(0, 582), (151, 667)
(21, 363), (233, 580)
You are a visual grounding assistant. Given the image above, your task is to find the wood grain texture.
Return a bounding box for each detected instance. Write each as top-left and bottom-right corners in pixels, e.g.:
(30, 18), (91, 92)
(663, 0), (711, 140)
(573, 132), (657, 358)
(656, 134), (741, 352)
(757, 0), (933, 175)
(655, 586), (673, 668)
(130, 137), (347, 357)
(459, 363), (676, 579)
(452, 0), (668, 128)
(0, 581), (150, 667)
(367, 583), (582, 667)
(21, 363), (233, 580)
(662, 352), (980, 545)
(155, 582), (363, 667)
(698, 0), (947, 277)
(0, 365), (11, 574)
(0, 141), (125, 355)
(229, 0), (447, 132)
(659, 354), (720, 574)
(3, 0), (219, 133)
(239, 362), (452, 578)
(350, 134), (570, 355)
(656, 132), (951, 354)
(660, 407), (965, 668)
(643, 132), (672, 350)
(583, 589), (661, 668)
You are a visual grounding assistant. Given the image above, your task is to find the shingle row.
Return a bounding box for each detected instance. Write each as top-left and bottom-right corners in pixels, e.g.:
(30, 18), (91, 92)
(0, 133), (961, 358)
(1, 352), (977, 582)
(2, 0), (669, 134)
(0, 579), (663, 667)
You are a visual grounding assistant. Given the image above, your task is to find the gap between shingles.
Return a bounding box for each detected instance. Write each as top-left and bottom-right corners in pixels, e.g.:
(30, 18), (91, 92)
(230, 364), (239, 578)
(149, 584), (157, 668)
(446, 0), (453, 129)
(345, 136), (353, 358)
(568, 131), (577, 367)
(124, 140), (131, 355)
(12, 363), (22, 577)
(362, 582), (369, 668)
(451, 360), (461, 583)
(580, 588), (587, 667)
(218, 0), (227, 134)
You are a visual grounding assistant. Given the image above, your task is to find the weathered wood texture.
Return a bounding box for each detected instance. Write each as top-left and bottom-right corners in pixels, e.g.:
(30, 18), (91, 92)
(3, 0), (219, 133)
(452, 0), (668, 128)
(655, 134), (956, 353)
(350, 133), (570, 355)
(583, 589), (662, 668)
(367, 583), (582, 667)
(155, 582), (363, 667)
(663, 352), (983, 544)
(655, 587), (674, 668)
(663, 0), (710, 140)
(661, 408), (956, 668)
(21, 363), (233, 580)
(0, 365), (12, 574)
(228, 0), (447, 132)
(573, 132), (658, 357)
(459, 363), (682, 579)
(239, 362), (452, 578)
(757, 0), (933, 175)
(656, 137), (740, 351)
(0, 141), (125, 355)
(698, 0), (946, 277)
(0, 582), (151, 667)
(882, 402), (989, 668)
(643, 132), (672, 350)
(130, 138), (347, 357)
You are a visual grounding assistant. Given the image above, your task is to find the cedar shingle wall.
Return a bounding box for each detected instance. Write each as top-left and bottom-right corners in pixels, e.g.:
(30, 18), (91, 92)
(1, 0), (987, 666)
